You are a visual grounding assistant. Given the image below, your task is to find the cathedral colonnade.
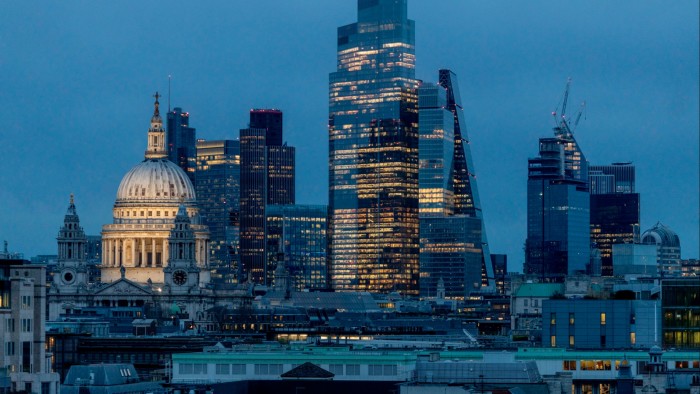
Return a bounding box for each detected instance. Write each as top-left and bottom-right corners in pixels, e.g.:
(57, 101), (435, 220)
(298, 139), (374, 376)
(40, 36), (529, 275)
(101, 236), (208, 268)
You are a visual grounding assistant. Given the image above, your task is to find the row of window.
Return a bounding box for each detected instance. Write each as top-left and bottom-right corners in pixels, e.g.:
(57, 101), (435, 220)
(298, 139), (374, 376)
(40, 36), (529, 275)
(2, 318), (33, 333)
(183, 363), (399, 377)
(563, 359), (700, 371)
(550, 332), (636, 347)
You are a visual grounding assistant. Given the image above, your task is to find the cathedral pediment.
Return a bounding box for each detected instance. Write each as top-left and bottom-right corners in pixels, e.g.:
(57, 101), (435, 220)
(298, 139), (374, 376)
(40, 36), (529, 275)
(94, 278), (153, 296)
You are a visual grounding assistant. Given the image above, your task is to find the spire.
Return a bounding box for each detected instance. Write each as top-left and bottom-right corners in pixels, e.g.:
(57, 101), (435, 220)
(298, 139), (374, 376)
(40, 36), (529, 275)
(66, 193), (77, 216)
(153, 92), (161, 117)
(145, 92), (167, 159)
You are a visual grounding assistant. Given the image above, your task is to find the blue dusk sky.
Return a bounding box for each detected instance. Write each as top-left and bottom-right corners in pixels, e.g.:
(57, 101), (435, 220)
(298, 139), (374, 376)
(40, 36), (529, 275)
(0, 1), (698, 271)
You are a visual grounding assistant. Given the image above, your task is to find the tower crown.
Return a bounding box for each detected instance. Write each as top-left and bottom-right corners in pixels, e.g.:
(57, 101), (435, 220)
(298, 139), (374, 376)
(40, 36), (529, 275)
(145, 92), (167, 159)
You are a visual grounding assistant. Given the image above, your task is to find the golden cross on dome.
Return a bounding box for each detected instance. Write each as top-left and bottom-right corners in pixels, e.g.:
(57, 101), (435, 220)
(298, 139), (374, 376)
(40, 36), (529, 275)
(69, 193), (74, 205)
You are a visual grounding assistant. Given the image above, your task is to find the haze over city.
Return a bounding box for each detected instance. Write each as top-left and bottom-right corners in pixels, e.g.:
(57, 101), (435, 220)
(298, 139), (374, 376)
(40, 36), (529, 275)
(1, 1), (698, 270)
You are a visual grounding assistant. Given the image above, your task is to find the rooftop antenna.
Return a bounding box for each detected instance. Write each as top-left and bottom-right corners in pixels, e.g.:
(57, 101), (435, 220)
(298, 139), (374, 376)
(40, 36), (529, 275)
(168, 75), (172, 112)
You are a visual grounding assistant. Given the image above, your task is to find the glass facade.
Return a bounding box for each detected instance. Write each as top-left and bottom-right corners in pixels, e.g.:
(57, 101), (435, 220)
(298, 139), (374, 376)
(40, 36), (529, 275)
(418, 82), (454, 216)
(590, 193), (640, 276)
(328, 0), (419, 294)
(589, 163), (635, 194)
(419, 215), (483, 299)
(166, 107), (197, 184)
(195, 139), (240, 284)
(525, 122), (590, 279)
(267, 145), (295, 205)
(588, 163), (639, 276)
(417, 71), (494, 297)
(250, 109), (295, 206)
(240, 110), (296, 285)
(662, 279), (700, 349)
(240, 128), (268, 284)
(266, 205), (328, 290)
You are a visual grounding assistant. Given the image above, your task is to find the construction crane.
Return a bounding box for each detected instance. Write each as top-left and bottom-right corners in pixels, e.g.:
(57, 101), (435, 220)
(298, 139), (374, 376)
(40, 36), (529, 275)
(551, 78), (585, 137)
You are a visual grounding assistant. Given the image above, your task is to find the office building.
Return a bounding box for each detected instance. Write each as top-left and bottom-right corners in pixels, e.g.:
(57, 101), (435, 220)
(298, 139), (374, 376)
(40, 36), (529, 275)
(0, 258), (60, 393)
(491, 254), (508, 295)
(240, 128), (268, 284)
(417, 71), (494, 297)
(525, 92), (590, 279)
(239, 110), (296, 285)
(329, 0), (420, 294)
(196, 139), (241, 284)
(662, 278), (700, 348)
(419, 216), (483, 299)
(642, 222), (682, 276)
(250, 109), (295, 206)
(250, 108), (283, 147)
(266, 145), (295, 205)
(266, 205), (328, 290)
(166, 107), (197, 184)
(418, 82), (455, 217)
(542, 299), (659, 349)
(589, 162), (635, 194)
(612, 244), (658, 276)
(589, 163), (640, 276)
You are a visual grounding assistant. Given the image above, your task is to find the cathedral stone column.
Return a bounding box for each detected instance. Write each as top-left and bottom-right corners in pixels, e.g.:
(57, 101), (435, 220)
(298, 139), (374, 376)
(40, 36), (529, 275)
(131, 238), (136, 267)
(151, 238), (156, 267)
(140, 238), (146, 267)
(108, 239), (114, 266)
(163, 240), (168, 266)
(116, 239), (122, 266)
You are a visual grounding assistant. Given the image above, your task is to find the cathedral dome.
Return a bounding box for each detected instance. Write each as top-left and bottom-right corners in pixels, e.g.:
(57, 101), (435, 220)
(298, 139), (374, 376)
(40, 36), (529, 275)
(116, 158), (195, 203)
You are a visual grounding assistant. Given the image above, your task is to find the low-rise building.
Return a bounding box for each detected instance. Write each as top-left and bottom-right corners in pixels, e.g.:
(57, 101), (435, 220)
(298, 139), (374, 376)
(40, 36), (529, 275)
(0, 259), (60, 393)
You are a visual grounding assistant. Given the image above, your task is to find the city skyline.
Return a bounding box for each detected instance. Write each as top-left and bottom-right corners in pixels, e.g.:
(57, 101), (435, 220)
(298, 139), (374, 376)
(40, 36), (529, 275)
(1, 1), (698, 271)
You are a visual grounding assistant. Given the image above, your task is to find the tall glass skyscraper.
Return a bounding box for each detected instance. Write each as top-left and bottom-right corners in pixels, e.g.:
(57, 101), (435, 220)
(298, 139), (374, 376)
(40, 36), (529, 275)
(589, 162), (640, 276)
(166, 107), (197, 184)
(418, 71), (494, 298)
(329, 0), (419, 294)
(240, 128), (268, 284)
(240, 109), (296, 285)
(418, 82), (455, 217)
(195, 139), (240, 284)
(525, 115), (590, 279)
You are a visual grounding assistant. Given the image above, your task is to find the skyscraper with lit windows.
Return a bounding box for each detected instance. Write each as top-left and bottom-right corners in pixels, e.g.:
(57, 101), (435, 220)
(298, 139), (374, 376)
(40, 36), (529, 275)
(328, 0), (419, 294)
(418, 71), (494, 298)
(240, 109), (296, 285)
(589, 162), (640, 276)
(195, 139), (240, 284)
(525, 111), (590, 279)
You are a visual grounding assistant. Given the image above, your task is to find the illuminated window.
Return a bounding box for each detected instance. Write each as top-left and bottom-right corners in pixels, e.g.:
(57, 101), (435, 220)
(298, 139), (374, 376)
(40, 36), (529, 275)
(569, 335), (575, 347)
(600, 313), (606, 325)
(563, 360), (576, 370)
(630, 332), (636, 345)
(551, 313), (557, 325)
(569, 313), (575, 325)
(550, 335), (556, 347)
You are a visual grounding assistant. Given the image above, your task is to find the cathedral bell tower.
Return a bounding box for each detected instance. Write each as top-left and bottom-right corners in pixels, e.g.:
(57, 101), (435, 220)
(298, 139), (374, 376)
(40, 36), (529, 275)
(163, 204), (200, 293)
(56, 194), (89, 292)
(145, 92), (167, 159)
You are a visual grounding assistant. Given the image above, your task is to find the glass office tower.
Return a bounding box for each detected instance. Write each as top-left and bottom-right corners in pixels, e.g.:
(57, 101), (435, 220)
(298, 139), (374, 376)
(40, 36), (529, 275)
(195, 139), (240, 284)
(589, 163), (640, 276)
(418, 72), (494, 298)
(240, 128), (268, 284)
(329, 0), (420, 294)
(166, 107), (197, 184)
(266, 204), (328, 290)
(418, 82), (455, 216)
(525, 121), (590, 279)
